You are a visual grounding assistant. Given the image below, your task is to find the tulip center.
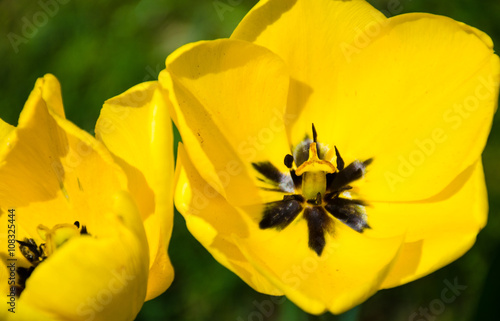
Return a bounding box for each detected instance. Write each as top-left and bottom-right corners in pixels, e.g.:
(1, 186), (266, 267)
(295, 142), (336, 201)
(252, 125), (372, 256)
(15, 221), (90, 296)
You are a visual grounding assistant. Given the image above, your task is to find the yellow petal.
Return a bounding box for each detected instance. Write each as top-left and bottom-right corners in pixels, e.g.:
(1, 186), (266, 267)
(333, 13), (500, 202)
(236, 214), (403, 314)
(175, 142), (403, 314)
(175, 143), (282, 295)
(37, 73), (65, 118)
(6, 302), (56, 321)
(232, 0), (387, 137)
(0, 118), (14, 142)
(373, 160), (487, 288)
(161, 38), (292, 206)
(0, 77), (68, 205)
(96, 82), (175, 300)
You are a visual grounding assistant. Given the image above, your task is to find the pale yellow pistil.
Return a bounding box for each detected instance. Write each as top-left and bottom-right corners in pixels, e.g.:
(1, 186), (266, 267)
(295, 143), (337, 201)
(37, 223), (81, 256)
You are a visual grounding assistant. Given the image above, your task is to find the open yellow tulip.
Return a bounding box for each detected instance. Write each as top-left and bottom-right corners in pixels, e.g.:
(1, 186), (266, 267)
(162, 0), (500, 314)
(0, 74), (174, 320)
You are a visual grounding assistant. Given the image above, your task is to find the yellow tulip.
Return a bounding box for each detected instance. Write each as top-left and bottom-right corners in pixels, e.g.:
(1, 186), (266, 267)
(0, 74), (173, 320)
(161, 0), (500, 314)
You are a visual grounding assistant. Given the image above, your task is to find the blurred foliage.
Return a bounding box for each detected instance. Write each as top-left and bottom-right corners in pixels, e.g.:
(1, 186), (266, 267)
(0, 0), (499, 320)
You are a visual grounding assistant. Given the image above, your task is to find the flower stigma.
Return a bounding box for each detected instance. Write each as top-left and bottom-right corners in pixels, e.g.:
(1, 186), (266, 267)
(252, 125), (373, 256)
(15, 221), (90, 296)
(295, 142), (336, 201)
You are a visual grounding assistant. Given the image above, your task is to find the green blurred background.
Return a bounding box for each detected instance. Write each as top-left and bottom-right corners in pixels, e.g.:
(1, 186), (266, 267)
(1, 0), (499, 320)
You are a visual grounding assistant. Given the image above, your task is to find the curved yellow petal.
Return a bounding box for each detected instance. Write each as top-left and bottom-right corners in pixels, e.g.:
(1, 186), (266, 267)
(175, 142), (403, 314)
(232, 0), (387, 137)
(175, 143), (282, 295)
(235, 214), (403, 314)
(161, 38), (292, 206)
(7, 302), (55, 321)
(0, 74), (72, 206)
(36, 73), (65, 118)
(0, 119), (14, 141)
(96, 82), (175, 300)
(374, 160), (487, 288)
(332, 13), (499, 202)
